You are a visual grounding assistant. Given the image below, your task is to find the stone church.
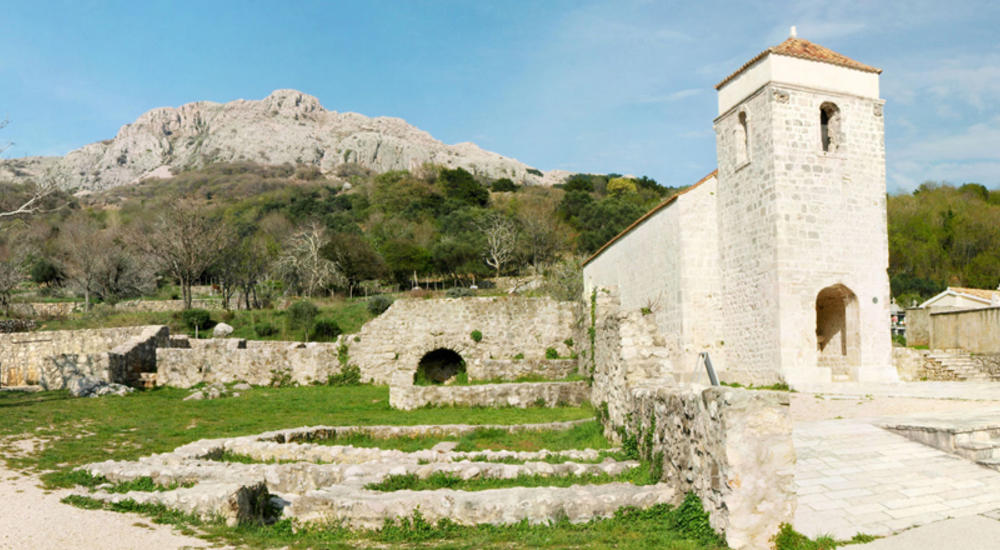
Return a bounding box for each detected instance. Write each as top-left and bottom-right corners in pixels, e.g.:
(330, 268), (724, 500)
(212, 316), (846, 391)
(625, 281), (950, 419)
(583, 33), (898, 387)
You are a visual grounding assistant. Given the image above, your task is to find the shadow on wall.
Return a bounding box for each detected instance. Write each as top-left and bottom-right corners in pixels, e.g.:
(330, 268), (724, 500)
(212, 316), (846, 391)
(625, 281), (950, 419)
(415, 348), (466, 384)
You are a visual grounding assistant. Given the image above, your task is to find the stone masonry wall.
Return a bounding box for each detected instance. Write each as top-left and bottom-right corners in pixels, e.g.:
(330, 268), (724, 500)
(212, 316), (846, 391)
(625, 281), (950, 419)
(583, 175), (723, 381)
(931, 306), (1000, 353)
(156, 338), (350, 387)
(389, 381), (591, 411)
(469, 359), (578, 381)
(616, 386), (795, 549)
(351, 297), (576, 385)
(0, 326), (161, 387)
(8, 298), (235, 318)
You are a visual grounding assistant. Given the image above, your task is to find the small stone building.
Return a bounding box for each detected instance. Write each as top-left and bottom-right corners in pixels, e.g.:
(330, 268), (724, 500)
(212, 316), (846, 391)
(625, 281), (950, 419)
(583, 34), (898, 387)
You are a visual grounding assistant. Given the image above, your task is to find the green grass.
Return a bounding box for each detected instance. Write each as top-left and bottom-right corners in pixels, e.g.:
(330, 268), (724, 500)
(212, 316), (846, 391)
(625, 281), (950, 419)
(61, 494), (727, 550)
(720, 381), (794, 392)
(305, 420), (611, 454)
(456, 449), (627, 465)
(365, 460), (661, 492)
(0, 385), (593, 487)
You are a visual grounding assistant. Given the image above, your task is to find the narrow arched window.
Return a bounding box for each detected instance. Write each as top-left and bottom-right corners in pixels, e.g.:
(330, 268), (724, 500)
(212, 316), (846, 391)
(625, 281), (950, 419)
(820, 102), (841, 153)
(735, 111), (749, 165)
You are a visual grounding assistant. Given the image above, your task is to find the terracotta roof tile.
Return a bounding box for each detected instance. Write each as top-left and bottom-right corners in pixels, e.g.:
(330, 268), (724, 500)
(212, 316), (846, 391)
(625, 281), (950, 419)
(715, 37), (881, 90)
(582, 170), (718, 267)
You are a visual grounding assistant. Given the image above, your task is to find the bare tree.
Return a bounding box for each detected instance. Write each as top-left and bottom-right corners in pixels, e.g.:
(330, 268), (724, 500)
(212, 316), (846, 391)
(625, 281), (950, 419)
(277, 223), (344, 296)
(133, 200), (234, 309)
(57, 213), (110, 311)
(0, 119), (58, 222)
(480, 213), (517, 278)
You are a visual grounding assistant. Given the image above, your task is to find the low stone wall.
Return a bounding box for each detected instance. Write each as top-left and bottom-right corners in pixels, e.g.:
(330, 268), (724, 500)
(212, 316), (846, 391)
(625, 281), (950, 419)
(8, 298), (235, 318)
(351, 297), (577, 386)
(905, 307), (930, 347)
(0, 325), (164, 387)
(469, 359), (578, 381)
(389, 381), (590, 411)
(611, 385), (795, 550)
(156, 338), (354, 387)
(931, 306), (1000, 353)
(892, 347), (929, 381)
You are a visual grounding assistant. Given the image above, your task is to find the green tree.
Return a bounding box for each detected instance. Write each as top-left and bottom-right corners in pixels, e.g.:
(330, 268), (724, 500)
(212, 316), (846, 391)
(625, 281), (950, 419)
(439, 167), (489, 207)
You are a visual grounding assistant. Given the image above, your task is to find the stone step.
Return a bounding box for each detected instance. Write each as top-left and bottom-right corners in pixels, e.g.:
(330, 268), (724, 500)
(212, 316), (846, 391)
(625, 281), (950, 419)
(976, 457), (1000, 470)
(956, 440), (1000, 460)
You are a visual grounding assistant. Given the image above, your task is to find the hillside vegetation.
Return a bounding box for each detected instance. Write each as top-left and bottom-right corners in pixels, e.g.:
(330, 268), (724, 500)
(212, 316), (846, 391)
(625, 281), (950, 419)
(0, 162), (677, 310)
(888, 182), (1000, 305)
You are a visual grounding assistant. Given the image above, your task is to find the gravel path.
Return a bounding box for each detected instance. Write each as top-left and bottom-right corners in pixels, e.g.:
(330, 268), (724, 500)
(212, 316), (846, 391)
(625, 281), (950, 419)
(0, 460), (215, 550)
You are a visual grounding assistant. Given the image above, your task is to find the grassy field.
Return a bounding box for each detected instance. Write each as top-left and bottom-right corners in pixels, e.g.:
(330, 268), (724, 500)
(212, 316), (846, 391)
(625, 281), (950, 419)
(0, 384), (845, 549)
(0, 384), (735, 549)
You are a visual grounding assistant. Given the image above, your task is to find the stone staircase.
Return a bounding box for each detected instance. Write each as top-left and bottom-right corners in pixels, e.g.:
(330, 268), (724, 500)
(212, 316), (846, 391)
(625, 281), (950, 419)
(883, 410), (1000, 471)
(923, 350), (993, 381)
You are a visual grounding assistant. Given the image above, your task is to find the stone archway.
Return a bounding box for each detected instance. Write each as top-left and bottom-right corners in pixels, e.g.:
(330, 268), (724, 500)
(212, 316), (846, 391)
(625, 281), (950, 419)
(415, 348), (466, 384)
(815, 284), (860, 375)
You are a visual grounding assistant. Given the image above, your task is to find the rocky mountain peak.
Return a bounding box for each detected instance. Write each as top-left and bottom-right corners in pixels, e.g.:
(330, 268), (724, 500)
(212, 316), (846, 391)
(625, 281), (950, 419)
(0, 90), (569, 191)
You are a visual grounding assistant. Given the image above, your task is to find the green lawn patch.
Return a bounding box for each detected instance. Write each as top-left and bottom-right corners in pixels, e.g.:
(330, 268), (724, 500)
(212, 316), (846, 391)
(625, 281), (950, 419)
(364, 460), (660, 492)
(0, 384), (593, 487)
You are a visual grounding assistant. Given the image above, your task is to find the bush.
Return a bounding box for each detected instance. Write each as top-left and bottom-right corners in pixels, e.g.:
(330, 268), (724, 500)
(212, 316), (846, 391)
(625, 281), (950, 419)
(545, 347), (559, 359)
(470, 330), (483, 343)
(310, 318), (342, 342)
(491, 178), (518, 192)
(253, 322), (278, 337)
(446, 287), (475, 298)
(367, 295), (394, 316)
(287, 300), (318, 330)
(327, 364), (361, 386)
(180, 309), (212, 331)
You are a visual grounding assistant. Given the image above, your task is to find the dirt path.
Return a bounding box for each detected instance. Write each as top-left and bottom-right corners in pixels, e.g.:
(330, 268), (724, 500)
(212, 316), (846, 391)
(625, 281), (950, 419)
(0, 460), (216, 550)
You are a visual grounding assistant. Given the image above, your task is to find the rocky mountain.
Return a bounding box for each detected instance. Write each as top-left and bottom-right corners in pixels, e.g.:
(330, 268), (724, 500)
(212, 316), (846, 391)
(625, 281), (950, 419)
(0, 89), (569, 191)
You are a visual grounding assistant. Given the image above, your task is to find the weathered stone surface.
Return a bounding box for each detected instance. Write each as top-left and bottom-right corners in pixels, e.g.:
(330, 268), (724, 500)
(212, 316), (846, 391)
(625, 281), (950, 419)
(351, 297), (577, 385)
(0, 325), (167, 388)
(68, 377), (134, 398)
(0, 89), (568, 192)
(156, 338), (349, 387)
(77, 421), (659, 530)
(212, 323), (234, 338)
(389, 381), (591, 411)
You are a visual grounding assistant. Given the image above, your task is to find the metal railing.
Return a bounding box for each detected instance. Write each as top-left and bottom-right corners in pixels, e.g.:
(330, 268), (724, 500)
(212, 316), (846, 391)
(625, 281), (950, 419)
(694, 352), (720, 386)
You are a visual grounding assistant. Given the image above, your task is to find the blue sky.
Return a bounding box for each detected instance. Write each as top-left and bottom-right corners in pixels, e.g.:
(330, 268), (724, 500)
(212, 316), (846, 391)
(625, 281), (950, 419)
(2, 0), (998, 193)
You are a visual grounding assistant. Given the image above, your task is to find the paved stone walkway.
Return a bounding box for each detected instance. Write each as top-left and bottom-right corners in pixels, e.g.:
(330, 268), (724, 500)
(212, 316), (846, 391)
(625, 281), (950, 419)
(796, 381), (1000, 401)
(793, 419), (1000, 539)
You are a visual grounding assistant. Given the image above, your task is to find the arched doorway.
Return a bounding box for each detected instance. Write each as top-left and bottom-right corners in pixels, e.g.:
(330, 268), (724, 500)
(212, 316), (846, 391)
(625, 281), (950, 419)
(815, 284), (860, 374)
(415, 348), (466, 384)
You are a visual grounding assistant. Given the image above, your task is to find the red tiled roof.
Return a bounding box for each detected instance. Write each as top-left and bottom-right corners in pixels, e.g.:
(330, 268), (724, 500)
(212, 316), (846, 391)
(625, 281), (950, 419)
(582, 170), (718, 267)
(715, 37), (882, 90)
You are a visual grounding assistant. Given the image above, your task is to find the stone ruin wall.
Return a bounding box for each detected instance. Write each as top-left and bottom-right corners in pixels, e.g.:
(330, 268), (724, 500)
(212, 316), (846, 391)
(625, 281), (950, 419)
(8, 298), (237, 318)
(0, 325), (167, 388)
(156, 338), (356, 388)
(351, 297), (577, 385)
(587, 287), (795, 549)
(389, 381), (591, 411)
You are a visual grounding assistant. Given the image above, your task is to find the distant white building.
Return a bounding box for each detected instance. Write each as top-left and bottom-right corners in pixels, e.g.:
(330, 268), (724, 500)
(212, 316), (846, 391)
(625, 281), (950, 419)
(583, 35), (897, 387)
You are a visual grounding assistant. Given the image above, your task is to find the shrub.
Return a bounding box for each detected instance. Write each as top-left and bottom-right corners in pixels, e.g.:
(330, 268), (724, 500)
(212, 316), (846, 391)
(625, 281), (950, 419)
(367, 295), (393, 316)
(253, 322), (278, 337)
(491, 178), (518, 192)
(563, 338), (574, 348)
(470, 330), (483, 343)
(287, 300), (319, 331)
(180, 309), (212, 331)
(220, 310), (236, 322)
(327, 364), (361, 386)
(446, 287), (475, 298)
(310, 318), (342, 342)
(545, 347), (559, 359)
(513, 352), (524, 360)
